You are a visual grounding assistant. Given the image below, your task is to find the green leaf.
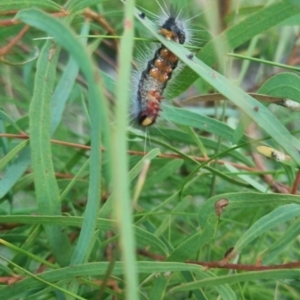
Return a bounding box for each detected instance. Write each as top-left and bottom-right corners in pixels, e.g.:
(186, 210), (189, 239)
(224, 163), (269, 192)
(258, 72), (300, 104)
(149, 275), (168, 300)
(0, 140), (29, 173)
(0, 0), (61, 11)
(99, 148), (161, 218)
(50, 42), (81, 133)
(147, 128), (252, 165)
(66, 0), (107, 14)
(280, 13), (300, 25)
(0, 110), (24, 133)
(59, 159), (90, 202)
(28, 40), (72, 266)
(196, 193), (300, 257)
(0, 215), (169, 255)
(155, 196), (190, 237)
(167, 231), (208, 262)
(0, 254), (85, 300)
(112, 0), (138, 298)
(161, 105), (239, 141)
(0, 147), (31, 199)
(0, 261), (236, 299)
(234, 203), (300, 252)
(143, 160), (183, 190)
(262, 219), (300, 264)
(171, 269), (300, 291)
(181, 272), (208, 300)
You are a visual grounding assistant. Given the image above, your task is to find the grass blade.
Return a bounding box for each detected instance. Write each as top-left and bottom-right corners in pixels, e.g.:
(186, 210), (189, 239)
(113, 0), (139, 299)
(28, 40), (72, 266)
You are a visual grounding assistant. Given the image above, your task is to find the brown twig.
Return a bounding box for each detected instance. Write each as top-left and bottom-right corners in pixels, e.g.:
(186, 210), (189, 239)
(218, 0), (231, 29)
(0, 276), (22, 285)
(35, 256), (56, 274)
(0, 19), (20, 26)
(0, 223), (20, 230)
(93, 279), (122, 295)
(0, 11), (68, 27)
(286, 31), (300, 66)
(0, 133), (262, 173)
(186, 260), (300, 271)
(0, 9), (69, 59)
(0, 10), (19, 16)
(291, 169), (300, 194)
(83, 8), (118, 50)
(0, 25), (29, 56)
(0, 10), (66, 16)
(137, 248), (300, 271)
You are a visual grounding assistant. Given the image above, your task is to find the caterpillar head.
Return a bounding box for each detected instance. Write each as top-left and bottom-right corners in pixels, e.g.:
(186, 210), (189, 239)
(159, 16), (186, 44)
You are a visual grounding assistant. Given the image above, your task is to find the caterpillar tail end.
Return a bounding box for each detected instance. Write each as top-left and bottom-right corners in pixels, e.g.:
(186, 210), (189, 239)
(138, 113), (157, 127)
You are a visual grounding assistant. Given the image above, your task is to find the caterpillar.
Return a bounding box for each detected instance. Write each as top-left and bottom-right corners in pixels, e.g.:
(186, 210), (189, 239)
(132, 2), (192, 127)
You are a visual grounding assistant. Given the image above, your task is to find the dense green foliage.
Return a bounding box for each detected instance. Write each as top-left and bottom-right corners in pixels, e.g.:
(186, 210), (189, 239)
(1, 0), (300, 299)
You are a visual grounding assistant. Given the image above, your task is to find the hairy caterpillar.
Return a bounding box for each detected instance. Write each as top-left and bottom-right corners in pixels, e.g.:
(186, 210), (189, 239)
(132, 2), (192, 127)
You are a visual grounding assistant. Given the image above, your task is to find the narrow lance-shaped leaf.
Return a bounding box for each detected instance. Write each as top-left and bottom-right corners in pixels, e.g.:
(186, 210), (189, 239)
(28, 40), (72, 266)
(234, 203), (300, 252)
(0, 0), (61, 11)
(258, 72), (300, 104)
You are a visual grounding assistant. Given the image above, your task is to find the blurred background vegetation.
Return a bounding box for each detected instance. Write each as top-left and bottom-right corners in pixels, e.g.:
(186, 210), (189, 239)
(1, 0), (300, 299)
